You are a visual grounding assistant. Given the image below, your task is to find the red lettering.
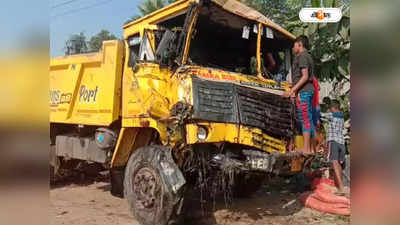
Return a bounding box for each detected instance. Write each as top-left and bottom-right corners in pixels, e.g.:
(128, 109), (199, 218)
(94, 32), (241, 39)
(197, 71), (240, 81)
(222, 74), (236, 81)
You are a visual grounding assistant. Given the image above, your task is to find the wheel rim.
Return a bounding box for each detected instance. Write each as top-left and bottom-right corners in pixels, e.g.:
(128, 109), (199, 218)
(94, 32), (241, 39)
(133, 167), (160, 209)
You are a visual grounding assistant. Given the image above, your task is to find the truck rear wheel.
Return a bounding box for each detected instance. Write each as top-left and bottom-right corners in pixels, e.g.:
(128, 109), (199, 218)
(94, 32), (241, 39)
(124, 145), (185, 225)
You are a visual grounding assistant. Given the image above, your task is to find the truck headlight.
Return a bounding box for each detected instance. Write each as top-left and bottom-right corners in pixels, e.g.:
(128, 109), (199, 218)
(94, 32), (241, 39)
(197, 126), (208, 141)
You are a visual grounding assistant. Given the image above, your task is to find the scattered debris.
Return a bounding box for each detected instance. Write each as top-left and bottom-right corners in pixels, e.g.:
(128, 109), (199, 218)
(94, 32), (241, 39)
(56, 211), (68, 217)
(282, 199), (297, 209)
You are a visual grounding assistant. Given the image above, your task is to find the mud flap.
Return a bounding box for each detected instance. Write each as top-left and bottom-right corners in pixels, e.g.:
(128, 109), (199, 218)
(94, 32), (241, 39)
(157, 148), (186, 195)
(110, 167), (125, 198)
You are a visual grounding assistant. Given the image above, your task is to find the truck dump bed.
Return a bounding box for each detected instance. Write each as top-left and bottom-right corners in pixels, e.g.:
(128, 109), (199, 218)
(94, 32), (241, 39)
(50, 40), (124, 126)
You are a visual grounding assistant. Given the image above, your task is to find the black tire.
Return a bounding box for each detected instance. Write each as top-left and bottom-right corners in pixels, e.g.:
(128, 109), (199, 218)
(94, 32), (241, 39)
(124, 145), (185, 225)
(233, 173), (265, 198)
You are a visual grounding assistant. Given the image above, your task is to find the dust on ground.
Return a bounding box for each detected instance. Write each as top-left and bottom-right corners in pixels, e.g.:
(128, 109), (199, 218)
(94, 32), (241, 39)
(50, 172), (350, 225)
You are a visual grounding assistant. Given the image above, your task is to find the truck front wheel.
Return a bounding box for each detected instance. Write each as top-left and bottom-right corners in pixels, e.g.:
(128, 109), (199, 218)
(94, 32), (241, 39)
(124, 145), (185, 225)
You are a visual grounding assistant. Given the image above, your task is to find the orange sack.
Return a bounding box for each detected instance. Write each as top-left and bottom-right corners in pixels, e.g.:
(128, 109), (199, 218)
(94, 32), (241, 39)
(314, 189), (350, 205)
(299, 192), (351, 216)
(300, 178), (350, 215)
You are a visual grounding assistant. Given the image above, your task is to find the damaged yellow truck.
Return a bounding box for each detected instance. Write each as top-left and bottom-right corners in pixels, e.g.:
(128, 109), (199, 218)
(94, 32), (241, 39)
(50, 0), (303, 224)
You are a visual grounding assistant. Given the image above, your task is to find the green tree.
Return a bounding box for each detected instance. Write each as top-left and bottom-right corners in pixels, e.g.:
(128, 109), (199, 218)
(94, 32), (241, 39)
(286, 0), (350, 82)
(239, 0), (305, 26)
(64, 32), (88, 55)
(138, 0), (167, 15)
(125, 0), (178, 24)
(88, 29), (118, 52)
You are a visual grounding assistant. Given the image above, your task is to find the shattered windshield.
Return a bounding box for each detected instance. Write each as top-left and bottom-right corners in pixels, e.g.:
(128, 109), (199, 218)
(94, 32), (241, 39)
(188, 6), (258, 75)
(188, 3), (292, 80)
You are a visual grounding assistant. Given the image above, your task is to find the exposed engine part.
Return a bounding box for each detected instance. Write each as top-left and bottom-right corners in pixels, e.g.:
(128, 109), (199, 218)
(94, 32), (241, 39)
(56, 134), (109, 163)
(183, 145), (272, 208)
(167, 101), (193, 145)
(95, 128), (118, 150)
(211, 154), (247, 171)
(209, 149), (280, 173)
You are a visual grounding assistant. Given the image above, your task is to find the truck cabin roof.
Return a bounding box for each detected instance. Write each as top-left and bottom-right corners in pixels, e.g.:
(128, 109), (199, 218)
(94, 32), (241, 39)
(123, 0), (295, 42)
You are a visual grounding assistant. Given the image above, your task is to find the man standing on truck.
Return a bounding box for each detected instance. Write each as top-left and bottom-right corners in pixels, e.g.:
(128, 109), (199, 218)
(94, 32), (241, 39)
(282, 35), (315, 155)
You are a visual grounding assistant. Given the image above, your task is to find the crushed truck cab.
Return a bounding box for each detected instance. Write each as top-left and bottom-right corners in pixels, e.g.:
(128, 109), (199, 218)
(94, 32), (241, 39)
(50, 1), (305, 225)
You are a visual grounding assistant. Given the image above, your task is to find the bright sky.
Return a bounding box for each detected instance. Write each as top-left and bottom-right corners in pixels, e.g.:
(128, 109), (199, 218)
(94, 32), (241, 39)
(0, 1), (48, 52)
(50, 0), (142, 57)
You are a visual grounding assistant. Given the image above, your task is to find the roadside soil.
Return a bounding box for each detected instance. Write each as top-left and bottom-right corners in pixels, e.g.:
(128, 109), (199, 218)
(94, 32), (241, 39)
(50, 172), (350, 225)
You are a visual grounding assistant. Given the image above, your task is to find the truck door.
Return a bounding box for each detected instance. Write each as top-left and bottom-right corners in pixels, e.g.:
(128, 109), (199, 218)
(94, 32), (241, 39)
(122, 30), (171, 126)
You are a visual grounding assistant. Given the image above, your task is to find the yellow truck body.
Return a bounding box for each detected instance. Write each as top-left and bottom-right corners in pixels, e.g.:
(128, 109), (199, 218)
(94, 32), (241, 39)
(50, 41), (124, 126)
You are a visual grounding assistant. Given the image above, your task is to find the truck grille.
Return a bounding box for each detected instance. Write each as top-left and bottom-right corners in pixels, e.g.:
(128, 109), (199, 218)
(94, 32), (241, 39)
(192, 77), (296, 139)
(192, 79), (238, 123)
(237, 86), (295, 138)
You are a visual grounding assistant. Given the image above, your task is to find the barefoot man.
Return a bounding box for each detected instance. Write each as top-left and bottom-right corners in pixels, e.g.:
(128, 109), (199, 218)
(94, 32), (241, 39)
(282, 35), (315, 155)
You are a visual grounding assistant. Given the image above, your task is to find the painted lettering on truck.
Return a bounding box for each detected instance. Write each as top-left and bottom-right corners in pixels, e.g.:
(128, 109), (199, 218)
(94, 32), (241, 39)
(79, 85), (99, 103)
(50, 90), (72, 105)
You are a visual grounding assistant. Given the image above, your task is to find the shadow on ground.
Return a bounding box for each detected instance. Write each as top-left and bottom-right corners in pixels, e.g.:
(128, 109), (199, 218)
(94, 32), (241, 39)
(50, 166), (109, 189)
(183, 176), (305, 225)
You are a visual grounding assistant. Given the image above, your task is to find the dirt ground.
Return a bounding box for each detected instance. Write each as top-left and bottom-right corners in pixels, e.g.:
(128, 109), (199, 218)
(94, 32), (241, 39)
(50, 172), (350, 225)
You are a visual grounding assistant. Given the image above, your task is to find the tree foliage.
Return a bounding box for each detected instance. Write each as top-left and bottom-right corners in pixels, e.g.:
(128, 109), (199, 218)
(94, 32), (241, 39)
(125, 0), (177, 24)
(138, 0), (167, 16)
(89, 30), (118, 52)
(286, 0), (350, 82)
(239, 0), (305, 26)
(64, 32), (88, 55)
(64, 30), (118, 55)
